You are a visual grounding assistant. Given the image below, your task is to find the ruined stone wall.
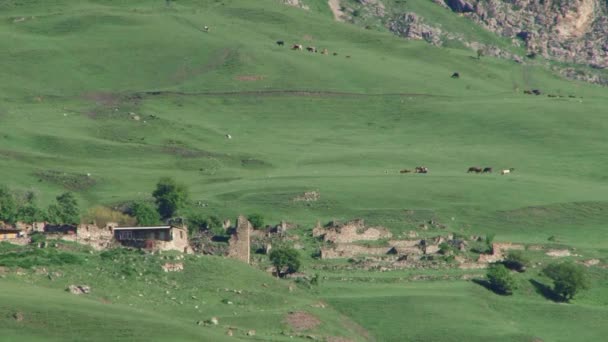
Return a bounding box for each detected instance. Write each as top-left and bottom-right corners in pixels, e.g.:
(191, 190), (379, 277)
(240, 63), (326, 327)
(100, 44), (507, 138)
(75, 224), (114, 251)
(228, 216), (251, 264)
(156, 227), (192, 254)
(321, 244), (391, 259)
(318, 219), (393, 244)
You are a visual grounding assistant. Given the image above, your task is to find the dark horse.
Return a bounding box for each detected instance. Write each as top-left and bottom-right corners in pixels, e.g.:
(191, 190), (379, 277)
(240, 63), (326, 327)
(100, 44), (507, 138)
(276, 40), (285, 46)
(482, 167), (492, 173)
(467, 166), (482, 173)
(451, 72), (460, 79)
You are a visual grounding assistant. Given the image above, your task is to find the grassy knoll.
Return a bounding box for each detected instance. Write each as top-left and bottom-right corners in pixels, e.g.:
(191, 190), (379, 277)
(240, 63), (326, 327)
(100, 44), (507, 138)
(0, 242), (362, 341)
(0, 0), (607, 341)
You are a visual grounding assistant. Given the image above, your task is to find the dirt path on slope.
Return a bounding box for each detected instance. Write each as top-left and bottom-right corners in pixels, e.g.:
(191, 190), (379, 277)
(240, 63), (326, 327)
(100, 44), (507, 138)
(328, 0), (345, 22)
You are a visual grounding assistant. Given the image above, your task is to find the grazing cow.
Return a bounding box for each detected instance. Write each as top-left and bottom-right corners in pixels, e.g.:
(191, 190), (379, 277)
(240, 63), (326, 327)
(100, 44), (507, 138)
(332, 52), (338, 56)
(321, 48), (328, 55)
(482, 167), (492, 173)
(548, 94), (557, 98)
(415, 166), (428, 174)
(292, 44), (303, 50)
(306, 46), (317, 53)
(400, 169), (412, 174)
(203, 26), (209, 32)
(451, 72), (460, 79)
(345, 55), (351, 58)
(568, 95), (576, 98)
(276, 40), (284, 46)
(523, 90), (532, 95)
(225, 134), (232, 139)
(500, 168), (515, 175)
(467, 166), (482, 173)
(532, 89), (541, 95)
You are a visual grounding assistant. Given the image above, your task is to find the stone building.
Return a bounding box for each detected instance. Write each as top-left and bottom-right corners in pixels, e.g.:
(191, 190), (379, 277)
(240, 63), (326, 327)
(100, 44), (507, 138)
(112, 225), (191, 253)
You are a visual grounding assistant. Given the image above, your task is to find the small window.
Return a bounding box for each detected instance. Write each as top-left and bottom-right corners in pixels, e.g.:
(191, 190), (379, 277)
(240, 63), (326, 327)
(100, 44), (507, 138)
(179, 231), (183, 239)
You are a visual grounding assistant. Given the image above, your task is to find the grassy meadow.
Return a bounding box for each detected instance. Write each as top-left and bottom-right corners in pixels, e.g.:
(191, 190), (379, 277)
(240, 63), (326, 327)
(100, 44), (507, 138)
(0, 0), (607, 341)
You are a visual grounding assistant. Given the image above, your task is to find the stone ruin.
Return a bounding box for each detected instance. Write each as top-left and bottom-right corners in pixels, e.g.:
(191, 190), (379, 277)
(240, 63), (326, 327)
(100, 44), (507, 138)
(227, 215), (251, 264)
(293, 190), (320, 202)
(313, 219), (392, 244)
(477, 242), (525, 263)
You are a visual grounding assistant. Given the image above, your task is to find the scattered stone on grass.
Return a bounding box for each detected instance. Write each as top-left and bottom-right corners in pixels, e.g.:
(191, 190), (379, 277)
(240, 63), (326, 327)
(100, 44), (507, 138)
(13, 312), (24, 322)
(67, 285), (91, 295)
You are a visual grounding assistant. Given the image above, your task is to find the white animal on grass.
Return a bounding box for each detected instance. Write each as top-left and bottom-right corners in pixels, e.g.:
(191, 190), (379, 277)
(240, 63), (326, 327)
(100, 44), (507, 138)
(225, 134), (232, 139)
(500, 168), (515, 175)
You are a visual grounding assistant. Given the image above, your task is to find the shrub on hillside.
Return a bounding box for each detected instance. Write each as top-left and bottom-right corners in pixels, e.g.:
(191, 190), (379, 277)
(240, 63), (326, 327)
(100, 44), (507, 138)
(152, 177), (189, 219)
(269, 247), (301, 278)
(503, 250), (529, 272)
(0, 185), (17, 224)
(487, 264), (516, 295)
(83, 206), (135, 227)
(47, 192), (80, 225)
(247, 213), (264, 229)
(543, 262), (589, 301)
(131, 202), (161, 226)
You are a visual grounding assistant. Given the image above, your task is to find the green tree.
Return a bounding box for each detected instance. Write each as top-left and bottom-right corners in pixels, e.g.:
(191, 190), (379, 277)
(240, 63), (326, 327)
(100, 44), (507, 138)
(0, 186), (17, 224)
(269, 247), (301, 278)
(487, 264), (516, 295)
(543, 262), (589, 301)
(503, 250), (529, 272)
(131, 202), (161, 226)
(247, 213), (264, 229)
(152, 177), (189, 219)
(15, 204), (45, 223)
(47, 192), (80, 225)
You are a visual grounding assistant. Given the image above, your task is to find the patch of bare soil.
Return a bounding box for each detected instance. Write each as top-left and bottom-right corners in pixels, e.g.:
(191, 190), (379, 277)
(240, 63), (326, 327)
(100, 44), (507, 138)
(285, 311), (321, 332)
(82, 92), (122, 107)
(328, 0), (345, 22)
(235, 75), (265, 81)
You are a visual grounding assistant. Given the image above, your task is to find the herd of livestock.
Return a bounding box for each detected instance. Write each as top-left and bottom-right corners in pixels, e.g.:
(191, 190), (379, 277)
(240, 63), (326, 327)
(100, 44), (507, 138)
(399, 166), (515, 175)
(276, 40), (350, 58)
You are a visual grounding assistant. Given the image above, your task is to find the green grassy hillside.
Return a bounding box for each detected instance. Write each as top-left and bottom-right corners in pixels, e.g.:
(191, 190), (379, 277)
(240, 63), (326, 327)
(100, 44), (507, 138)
(1, 0), (607, 341)
(0, 242), (363, 341)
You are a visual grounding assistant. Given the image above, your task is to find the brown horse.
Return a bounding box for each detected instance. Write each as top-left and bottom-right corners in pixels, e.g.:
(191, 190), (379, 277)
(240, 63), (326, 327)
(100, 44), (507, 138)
(467, 166), (482, 173)
(482, 167), (492, 173)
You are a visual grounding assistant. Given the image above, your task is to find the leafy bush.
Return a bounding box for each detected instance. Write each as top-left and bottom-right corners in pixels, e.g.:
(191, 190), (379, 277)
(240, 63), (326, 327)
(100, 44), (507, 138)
(503, 250), (529, 272)
(29, 232), (46, 246)
(47, 192), (80, 225)
(269, 247), (301, 278)
(152, 177), (189, 219)
(83, 206), (135, 227)
(15, 204), (46, 223)
(487, 264), (516, 295)
(0, 185), (17, 224)
(247, 213), (264, 229)
(543, 262), (589, 301)
(131, 202), (161, 226)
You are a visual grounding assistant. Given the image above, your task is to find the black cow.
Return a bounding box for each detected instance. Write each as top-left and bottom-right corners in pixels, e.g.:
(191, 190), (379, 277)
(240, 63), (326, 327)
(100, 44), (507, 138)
(451, 72), (460, 79)
(276, 40), (285, 46)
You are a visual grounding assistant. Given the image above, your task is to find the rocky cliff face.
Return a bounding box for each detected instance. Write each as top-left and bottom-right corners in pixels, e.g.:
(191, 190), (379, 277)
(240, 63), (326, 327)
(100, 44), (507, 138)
(450, 0), (608, 69)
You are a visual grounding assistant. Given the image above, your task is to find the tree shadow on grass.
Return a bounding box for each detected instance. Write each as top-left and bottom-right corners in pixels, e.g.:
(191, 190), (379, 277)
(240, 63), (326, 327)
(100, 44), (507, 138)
(529, 279), (564, 303)
(472, 279), (511, 296)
